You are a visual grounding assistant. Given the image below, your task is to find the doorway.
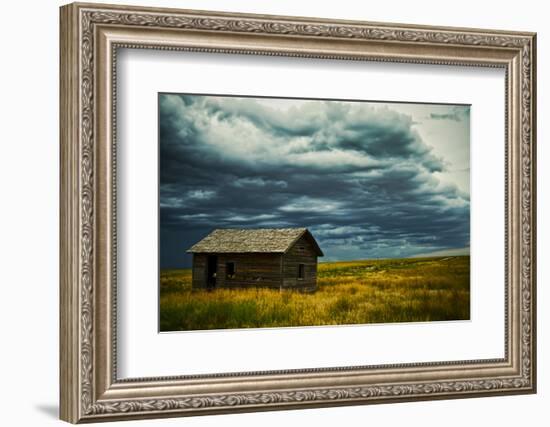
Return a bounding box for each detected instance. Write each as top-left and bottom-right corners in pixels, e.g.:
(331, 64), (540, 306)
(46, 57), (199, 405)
(207, 255), (218, 289)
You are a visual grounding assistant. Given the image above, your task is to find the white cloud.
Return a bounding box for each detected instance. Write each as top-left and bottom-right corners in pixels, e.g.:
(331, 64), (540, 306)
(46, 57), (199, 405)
(187, 190), (216, 200)
(279, 196), (344, 213)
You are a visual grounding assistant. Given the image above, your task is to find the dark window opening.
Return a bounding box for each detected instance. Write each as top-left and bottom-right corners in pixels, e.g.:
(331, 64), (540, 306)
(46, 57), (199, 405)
(298, 263), (305, 280)
(226, 262), (236, 279)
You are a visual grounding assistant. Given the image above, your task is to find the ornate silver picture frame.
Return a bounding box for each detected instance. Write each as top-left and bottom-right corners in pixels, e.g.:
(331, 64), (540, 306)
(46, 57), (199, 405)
(60, 2), (536, 423)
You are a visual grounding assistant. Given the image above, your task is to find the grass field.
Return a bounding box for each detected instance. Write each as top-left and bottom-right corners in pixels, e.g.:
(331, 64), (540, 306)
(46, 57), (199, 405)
(159, 256), (470, 331)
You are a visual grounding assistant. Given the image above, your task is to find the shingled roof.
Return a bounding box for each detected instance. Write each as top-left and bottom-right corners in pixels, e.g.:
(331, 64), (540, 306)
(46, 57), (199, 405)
(187, 228), (323, 256)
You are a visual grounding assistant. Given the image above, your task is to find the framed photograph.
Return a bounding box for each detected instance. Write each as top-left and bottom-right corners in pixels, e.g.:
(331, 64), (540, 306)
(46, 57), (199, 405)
(60, 2), (537, 423)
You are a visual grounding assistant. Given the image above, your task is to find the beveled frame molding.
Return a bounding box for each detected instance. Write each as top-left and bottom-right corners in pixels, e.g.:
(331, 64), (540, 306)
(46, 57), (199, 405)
(60, 2), (536, 423)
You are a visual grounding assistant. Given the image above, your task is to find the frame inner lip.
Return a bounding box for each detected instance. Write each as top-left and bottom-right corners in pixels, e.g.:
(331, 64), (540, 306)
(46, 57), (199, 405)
(109, 41), (511, 383)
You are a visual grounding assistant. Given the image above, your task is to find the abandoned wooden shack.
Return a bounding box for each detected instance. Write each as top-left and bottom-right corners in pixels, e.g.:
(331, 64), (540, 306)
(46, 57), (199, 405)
(187, 228), (324, 291)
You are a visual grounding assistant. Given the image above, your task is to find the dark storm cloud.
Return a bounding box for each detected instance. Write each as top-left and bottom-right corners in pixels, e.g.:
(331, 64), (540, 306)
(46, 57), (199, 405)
(159, 94), (470, 268)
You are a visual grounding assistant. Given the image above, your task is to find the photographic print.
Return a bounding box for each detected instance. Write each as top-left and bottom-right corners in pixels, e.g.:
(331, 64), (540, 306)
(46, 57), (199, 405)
(159, 93), (470, 332)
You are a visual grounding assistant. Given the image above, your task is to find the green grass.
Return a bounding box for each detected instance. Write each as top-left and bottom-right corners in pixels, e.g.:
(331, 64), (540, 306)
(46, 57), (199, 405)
(160, 256), (470, 331)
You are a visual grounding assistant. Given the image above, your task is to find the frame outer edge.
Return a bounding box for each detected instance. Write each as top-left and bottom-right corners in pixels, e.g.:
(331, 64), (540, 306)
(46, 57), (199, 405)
(529, 33), (537, 393)
(60, 3), (81, 424)
(59, 2), (537, 422)
(68, 1), (537, 37)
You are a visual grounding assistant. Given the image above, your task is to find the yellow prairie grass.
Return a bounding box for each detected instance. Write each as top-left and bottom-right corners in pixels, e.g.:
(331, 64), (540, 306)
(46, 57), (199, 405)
(160, 256), (470, 331)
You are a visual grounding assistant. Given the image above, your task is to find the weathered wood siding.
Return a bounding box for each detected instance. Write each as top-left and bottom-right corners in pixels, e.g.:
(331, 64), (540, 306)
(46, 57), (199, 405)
(191, 254), (208, 289)
(282, 235), (318, 290)
(192, 253), (283, 289)
(217, 253), (282, 288)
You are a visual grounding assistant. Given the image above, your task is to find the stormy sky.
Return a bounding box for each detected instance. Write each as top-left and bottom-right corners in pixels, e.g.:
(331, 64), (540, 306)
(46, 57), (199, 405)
(159, 94), (470, 269)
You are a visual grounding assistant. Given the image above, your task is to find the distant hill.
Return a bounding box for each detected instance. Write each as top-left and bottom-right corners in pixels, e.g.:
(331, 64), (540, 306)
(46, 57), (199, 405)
(410, 247), (470, 258)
